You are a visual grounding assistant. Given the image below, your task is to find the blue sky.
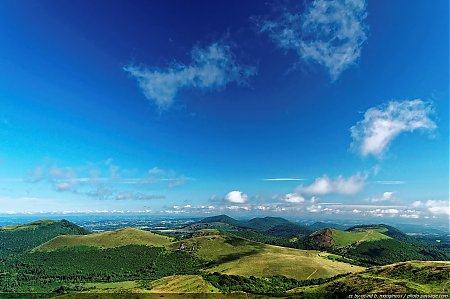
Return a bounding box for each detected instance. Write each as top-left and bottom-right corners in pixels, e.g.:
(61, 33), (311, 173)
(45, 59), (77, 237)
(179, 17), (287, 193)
(0, 0), (448, 222)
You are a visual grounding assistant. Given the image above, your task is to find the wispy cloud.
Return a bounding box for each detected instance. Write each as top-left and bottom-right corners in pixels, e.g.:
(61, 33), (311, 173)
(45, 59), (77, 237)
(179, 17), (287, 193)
(24, 161), (188, 201)
(296, 173), (366, 195)
(124, 42), (256, 109)
(256, 0), (368, 80)
(375, 180), (406, 185)
(225, 190), (248, 204)
(263, 178), (305, 181)
(351, 99), (436, 157)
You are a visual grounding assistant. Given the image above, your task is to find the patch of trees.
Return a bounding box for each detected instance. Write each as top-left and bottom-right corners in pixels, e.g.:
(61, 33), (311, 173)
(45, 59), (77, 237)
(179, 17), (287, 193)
(0, 220), (89, 257)
(336, 239), (450, 266)
(0, 245), (208, 293)
(203, 272), (349, 295)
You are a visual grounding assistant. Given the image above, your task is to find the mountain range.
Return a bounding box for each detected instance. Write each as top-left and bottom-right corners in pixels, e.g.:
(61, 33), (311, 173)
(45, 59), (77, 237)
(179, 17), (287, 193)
(0, 215), (448, 297)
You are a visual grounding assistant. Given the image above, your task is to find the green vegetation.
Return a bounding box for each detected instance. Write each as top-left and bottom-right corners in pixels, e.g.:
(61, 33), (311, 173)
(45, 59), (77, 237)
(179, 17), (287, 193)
(199, 214), (311, 233)
(33, 227), (173, 252)
(0, 245), (207, 293)
(244, 216), (291, 230)
(330, 228), (391, 247)
(169, 234), (264, 263)
(82, 280), (139, 291)
(199, 215), (241, 227)
(0, 219), (89, 257)
(337, 238), (450, 266)
(170, 233), (363, 280)
(227, 229), (284, 245)
(204, 272), (350, 295)
(290, 261), (450, 296)
(206, 244), (364, 280)
(191, 229), (222, 237)
(149, 275), (220, 293)
(1, 216), (448, 297)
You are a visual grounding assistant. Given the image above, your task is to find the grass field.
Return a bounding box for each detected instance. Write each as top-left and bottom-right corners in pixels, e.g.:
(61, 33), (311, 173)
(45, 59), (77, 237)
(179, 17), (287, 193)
(169, 234), (265, 262)
(83, 280), (140, 291)
(149, 275), (220, 293)
(330, 228), (390, 247)
(206, 243), (364, 280)
(33, 227), (174, 252)
(80, 276), (220, 295)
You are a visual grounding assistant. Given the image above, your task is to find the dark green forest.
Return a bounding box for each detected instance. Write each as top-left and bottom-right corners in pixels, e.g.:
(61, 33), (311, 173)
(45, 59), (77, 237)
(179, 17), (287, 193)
(0, 220), (89, 257)
(203, 272), (349, 295)
(0, 245), (207, 293)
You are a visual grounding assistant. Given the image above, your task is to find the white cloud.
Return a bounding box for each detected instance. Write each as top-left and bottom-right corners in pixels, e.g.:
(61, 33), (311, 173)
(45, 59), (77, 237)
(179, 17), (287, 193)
(225, 190), (248, 204)
(307, 205), (323, 213)
(297, 173), (366, 195)
(263, 178), (305, 181)
(257, 0), (367, 80)
(56, 182), (74, 192)
(399, 214), (419, 219)
(366, 191), (394, 203)
(412, 200), (449, 216)
(380, 208), (399, 214)
(283, 193), (305, 203)
(375, 180), (405, 185)
(124, 42), (256, 109)
(351, 99), (436, 157)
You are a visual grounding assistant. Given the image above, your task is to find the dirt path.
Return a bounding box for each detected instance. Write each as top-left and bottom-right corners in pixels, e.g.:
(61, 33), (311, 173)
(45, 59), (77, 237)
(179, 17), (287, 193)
(356, 230), (373, 245)
(306, 268), (318, 279)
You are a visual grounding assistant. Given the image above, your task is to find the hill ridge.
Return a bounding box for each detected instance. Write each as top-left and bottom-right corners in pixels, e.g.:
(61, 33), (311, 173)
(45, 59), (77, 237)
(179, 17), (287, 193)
(33, 226), (174, 252)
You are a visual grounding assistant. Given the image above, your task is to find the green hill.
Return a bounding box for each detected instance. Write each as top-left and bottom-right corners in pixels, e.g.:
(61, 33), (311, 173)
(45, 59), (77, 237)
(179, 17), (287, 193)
(206, 242), (364, 281)
(194, 215), (312, 241)
(0, 219), (89, 256)
(244, 216), (291, 230)
(303, 228), (390, 249)
(199, 215), (241, 226)
(300, 226), (450, 266)
(290, 261), (450, 296)
(266, 223), (313, 237)
(339, 238), (450, 266)
(170, 233), (363, 280)
(169, 234), (264, 263)
(347, 224), (419, 244)
(33, 227), (174, 252)
(198, 214), (304, 232)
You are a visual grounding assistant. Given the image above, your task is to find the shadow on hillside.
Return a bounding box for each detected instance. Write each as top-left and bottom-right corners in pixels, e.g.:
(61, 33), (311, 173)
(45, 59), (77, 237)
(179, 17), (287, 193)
(211, 249), (260, 266)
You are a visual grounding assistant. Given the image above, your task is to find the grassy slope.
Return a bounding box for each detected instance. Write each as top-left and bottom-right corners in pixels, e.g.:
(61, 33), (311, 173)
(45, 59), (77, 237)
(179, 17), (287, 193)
(149, 275), (220, 293)
(290, 261), (450, 296)
(207, 244), (364, 280)
(169, 234), (265, 263)
(33, 228), (174, 252)
(1, 219), (59, 231)
(172, 234), (364, 280)
(81, 275), (220, 294)
(330, 228), (391, 247)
